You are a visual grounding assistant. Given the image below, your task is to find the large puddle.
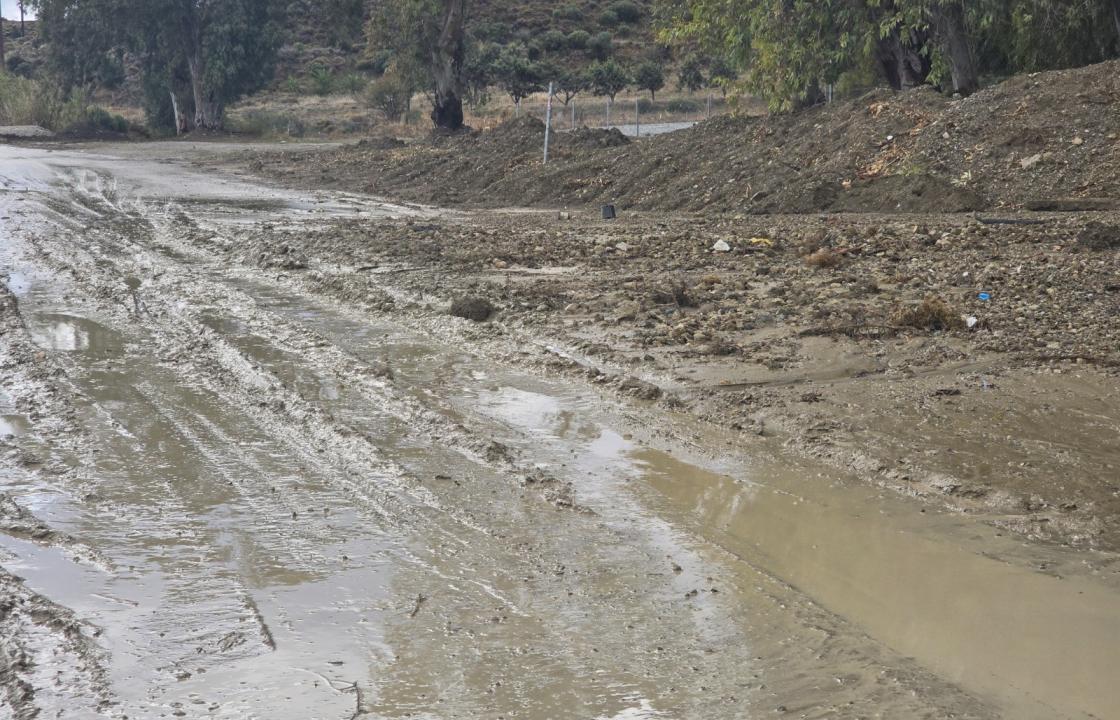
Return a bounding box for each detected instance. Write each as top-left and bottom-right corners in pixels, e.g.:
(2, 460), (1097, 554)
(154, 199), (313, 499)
(3, 142), (1119, 719)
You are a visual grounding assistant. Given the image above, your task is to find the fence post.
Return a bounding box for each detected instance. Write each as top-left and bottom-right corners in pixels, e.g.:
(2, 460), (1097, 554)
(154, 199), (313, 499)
(544, 82), (554, 165)
(571, 100), (576, 128)
(707, 93), (712, 120)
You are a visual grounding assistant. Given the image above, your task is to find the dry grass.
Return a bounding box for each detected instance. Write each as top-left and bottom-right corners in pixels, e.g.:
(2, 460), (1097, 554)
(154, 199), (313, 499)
(891, 296), (964, 331)
(804, 249), (842, 269)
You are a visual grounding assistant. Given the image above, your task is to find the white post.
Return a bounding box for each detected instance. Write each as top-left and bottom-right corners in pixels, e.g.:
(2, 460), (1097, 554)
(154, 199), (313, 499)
(606, 97), (611, 126)
(516, 98), (521, 118)
(571, 100), (576, 128)
(635, 97), (640, 137)
(707, 93), (712, 120)
(544, 82), (554, 165)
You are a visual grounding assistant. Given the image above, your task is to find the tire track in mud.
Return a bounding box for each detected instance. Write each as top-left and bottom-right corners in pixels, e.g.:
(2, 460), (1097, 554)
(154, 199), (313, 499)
(2, 168), (1007, 718)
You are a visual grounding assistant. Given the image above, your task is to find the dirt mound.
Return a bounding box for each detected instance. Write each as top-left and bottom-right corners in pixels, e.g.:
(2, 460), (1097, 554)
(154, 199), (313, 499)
(251, 60), (1120, 213)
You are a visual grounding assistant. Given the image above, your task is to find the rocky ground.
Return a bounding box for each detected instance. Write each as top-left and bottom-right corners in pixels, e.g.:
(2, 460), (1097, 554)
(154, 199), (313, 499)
(237, 60), (1120, 214)
(204, 59), (1120, 555)
(192, 204), (1120, 555)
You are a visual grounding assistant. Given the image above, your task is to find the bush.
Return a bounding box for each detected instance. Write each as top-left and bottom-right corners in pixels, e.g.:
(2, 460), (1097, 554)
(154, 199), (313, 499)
(567, 30), (590, 50)
(337, 73), (367, 95)
(541, 29), (568, 52)
(230, 110), (305, 138)
(78, 107), (129, 134)
(474, 20), (513, 44)
(366, 73), (413, 121)
(636, 97), (653, 113)
(96, 54), (126, 89)
(0, 74), (88, 130)
(666, 98), (701, 113)
(309, 66), (334, 96)
(358, 48), (393, 76)
(609, 1), (642, 23)
(587, 31), (613, 60)
(552, 5), (582, 22)
(599, 9), (620, 28)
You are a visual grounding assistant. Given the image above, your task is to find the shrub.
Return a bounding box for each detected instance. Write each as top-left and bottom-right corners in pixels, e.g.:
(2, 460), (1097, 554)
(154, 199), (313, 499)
(474, 20), (512, 44)
(337, 73), (367, 95)
(0, 74), (88, 130)
(97, 54), (126, 89)
(552, 5), (582, 22)
(599, 9), (620, 28)
(609, 1), (642, 23)
(283, 76), (302, 94)
(567, 29), (590, 50)
(541, 29), (568, 52)
(229, 110), (305, 138)
(587, 31), (613, 60)
(366, 72), (413, 121)
(309, 66), (334, 96)
(637, 97), (653, 113)
(358, 48), (393, 76)
(892, 296), (964, 331)
(666, 98), (701, 113)
(78, 107), (129, 134)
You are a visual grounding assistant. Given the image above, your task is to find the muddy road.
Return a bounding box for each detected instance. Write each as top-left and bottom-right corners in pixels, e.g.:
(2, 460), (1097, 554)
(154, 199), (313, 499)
(1, 142), (1119, 719)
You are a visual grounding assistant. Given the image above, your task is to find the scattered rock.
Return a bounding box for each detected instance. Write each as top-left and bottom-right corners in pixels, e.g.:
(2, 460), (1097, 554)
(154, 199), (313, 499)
(449, 296), (495, 321)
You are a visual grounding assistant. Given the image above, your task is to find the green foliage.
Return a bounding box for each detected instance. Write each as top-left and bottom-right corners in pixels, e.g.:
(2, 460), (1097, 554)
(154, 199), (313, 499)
(677, 52), (705, 92)
(366, 71), (415, 120)
(283, 76), (303, 94)
(556, 66), (590, 103)
(632, 59), (665, 99)
(542, 29), (569, 51)
(552, 5), (584, 23)
(587, 31), (614, 60)
(321, 0), (367, 47)
(0, 73), (88, 129)
(609, 1), (643, 24)
(95, 53), (126, 89)
(600, 9), (621, 28)
(229, 109), (306, 137)
(337, 73), (368, 95)
(474, 20), (513, 44)
(658, 0), (1120, 110)
(588, 58), (630, 100)
(492, 44), (545, 104)
(69, 106), (129, 134)
(666, 97), (701, 112)
(309, 66), (335, 96)
(34, 0), (284, 129)
(566, 29), (591, 49)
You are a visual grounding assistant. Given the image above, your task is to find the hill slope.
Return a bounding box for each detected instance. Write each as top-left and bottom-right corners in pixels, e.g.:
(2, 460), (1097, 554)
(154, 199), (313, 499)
(250, 59), (1120, 213)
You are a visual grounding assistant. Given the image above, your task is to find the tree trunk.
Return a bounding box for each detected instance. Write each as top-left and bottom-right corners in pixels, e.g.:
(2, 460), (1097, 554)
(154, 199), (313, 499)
(1113, 0), (1120, 41)
(429, 0), (466, 130)
(19, 1), (24, 36)
(1, 16), (5, 69)
(186, 48), (222, 129)
(874, 31), (932, 91)
(931, 2), (978, 96)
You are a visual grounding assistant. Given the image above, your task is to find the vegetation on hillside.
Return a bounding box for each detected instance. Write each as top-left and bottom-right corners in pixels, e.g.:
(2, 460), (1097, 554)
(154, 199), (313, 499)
(657, 0), (1120, 109)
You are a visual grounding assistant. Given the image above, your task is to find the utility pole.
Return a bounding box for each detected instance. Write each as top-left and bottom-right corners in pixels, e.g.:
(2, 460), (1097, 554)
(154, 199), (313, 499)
(19, 1), (24, 37)
(543, 82), (554, 165)
(1, 14), (6, 69)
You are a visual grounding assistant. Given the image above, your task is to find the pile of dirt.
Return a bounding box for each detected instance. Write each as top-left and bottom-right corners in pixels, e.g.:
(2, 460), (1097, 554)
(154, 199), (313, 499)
(248, 60), (1120, 214)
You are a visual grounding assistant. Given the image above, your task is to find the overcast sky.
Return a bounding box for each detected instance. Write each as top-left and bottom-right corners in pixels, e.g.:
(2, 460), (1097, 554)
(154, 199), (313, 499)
(1, 1), (35, 20)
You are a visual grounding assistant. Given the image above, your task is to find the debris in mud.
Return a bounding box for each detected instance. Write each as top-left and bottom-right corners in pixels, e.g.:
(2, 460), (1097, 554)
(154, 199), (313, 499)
(891, 296), (965, 332)
(255, 243), (308, 270)
(449, 296), (495, 322)
(1077, 222), (1120, 250)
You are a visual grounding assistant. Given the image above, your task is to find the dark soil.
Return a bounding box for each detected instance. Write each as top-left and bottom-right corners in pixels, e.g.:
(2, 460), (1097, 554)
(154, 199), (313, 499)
(241, 61), (1120, 214)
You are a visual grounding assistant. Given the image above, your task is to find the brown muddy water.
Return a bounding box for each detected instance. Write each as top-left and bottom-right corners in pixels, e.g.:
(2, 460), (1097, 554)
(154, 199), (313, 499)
(1, 143), (1118, 719)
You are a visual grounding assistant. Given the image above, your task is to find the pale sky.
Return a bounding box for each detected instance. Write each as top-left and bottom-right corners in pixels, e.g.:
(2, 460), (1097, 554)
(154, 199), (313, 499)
(1, 1), (35, 21)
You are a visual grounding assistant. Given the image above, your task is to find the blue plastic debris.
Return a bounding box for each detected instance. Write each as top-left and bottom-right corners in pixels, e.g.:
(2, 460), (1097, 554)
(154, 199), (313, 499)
(977, 292), (991, 301)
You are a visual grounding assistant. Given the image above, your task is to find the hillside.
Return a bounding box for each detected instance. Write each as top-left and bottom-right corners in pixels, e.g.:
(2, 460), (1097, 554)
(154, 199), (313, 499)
(248, 59), (1120, 213)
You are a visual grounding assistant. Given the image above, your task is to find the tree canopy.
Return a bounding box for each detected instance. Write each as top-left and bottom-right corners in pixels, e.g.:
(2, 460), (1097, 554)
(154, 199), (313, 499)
(657, 0), (1120, 110)
(32, 0), (282, 129)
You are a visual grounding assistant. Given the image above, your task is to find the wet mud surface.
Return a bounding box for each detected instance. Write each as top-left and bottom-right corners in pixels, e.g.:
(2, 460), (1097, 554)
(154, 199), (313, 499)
(1, 142), (1119, 719)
